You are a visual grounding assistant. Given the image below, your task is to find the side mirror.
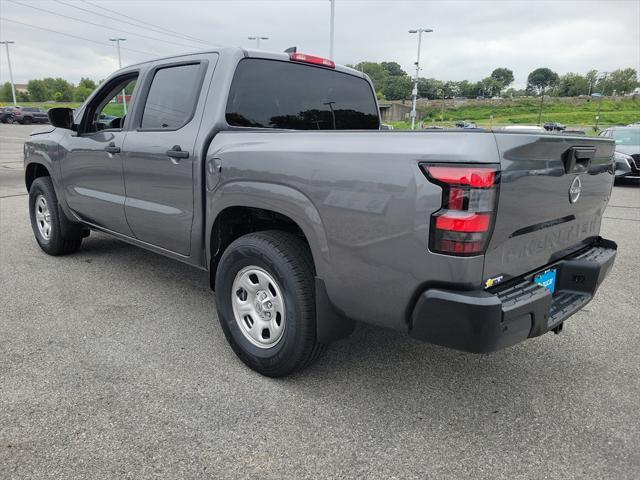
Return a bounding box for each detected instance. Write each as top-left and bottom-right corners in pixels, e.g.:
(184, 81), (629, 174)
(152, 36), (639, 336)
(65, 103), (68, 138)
(48, 107), (74, 130)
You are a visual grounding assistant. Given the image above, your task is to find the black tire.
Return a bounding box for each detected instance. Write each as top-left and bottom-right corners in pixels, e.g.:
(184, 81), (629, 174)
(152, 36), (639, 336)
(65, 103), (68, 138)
(23, 116), (32, 125)
(6, 117), (14, 124)
(29, 177), (83, 255)
(214, 230), (326, 377)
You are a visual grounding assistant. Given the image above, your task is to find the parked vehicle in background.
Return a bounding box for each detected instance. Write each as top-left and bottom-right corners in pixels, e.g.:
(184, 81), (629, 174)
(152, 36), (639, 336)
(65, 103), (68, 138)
(455, 120), (477, 128)
(600, 126), (640, 180)
(0, 106), (17, 123)
(24, 46), (618, 376)
(544, 122), (566, 131)
(500, 125), (545, 132)
(97, 113), (118, 129)
(13, 107), (49, 125)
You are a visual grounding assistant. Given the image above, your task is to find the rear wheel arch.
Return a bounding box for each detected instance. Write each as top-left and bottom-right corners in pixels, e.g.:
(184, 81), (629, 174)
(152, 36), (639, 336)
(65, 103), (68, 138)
(208, 205), (354, 344)
(209, 206), (315, 290)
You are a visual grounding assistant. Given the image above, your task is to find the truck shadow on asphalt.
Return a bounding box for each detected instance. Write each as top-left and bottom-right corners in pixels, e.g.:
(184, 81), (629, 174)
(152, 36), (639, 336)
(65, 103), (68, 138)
(70, 231), (601, 406)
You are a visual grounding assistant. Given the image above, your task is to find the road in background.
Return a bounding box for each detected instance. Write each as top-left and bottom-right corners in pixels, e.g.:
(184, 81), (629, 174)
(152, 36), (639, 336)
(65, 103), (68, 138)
(1, 124), (639, 479)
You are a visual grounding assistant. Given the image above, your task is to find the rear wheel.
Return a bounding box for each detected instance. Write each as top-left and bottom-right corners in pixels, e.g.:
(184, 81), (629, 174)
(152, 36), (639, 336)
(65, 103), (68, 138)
(29, 177), (83, 255)
(23, 116), (32, 125)
(214, 231), (326, 377)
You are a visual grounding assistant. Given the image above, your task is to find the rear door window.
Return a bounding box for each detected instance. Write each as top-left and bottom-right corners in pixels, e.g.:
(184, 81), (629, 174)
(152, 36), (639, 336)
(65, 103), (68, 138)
(226, 58), (379, 130)
(140, 63), (203, 130)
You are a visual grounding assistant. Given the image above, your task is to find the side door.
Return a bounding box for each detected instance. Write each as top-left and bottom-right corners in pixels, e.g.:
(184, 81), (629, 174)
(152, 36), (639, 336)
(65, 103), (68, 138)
(59, 71), (140, 235)
(122, 55), (217, 255)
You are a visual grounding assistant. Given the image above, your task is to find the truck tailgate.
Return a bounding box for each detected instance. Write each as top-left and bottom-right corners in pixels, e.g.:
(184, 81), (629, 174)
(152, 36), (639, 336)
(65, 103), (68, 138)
(484, 133), (615, 283)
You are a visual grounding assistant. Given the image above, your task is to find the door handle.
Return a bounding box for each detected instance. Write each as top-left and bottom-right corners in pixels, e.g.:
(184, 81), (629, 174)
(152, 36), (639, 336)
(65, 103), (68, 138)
(104, 142), (120, 154)
(166, 145), (189, 159)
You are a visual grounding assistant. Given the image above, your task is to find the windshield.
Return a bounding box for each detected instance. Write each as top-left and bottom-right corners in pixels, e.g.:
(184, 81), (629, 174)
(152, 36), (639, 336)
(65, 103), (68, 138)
(611, 129), (640, 145)
(226, 58), (379, 130)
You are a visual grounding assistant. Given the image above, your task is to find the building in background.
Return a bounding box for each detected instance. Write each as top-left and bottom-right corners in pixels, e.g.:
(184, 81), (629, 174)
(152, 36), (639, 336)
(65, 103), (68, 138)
(378, 101), (413, 123)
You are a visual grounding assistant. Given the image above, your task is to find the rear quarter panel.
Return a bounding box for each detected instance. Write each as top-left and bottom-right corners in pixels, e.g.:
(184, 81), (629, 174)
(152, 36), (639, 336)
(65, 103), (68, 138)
(206, 130), (500, 330)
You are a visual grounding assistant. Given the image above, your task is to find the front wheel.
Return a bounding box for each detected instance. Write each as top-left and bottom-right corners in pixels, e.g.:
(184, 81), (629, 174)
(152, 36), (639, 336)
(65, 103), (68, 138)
(214, 231), (326, 377)
(29, 177), (83, 255)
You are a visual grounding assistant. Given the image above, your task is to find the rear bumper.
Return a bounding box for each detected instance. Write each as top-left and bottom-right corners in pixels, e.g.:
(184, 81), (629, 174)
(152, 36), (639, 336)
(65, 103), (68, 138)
(409, 238), (617, 353)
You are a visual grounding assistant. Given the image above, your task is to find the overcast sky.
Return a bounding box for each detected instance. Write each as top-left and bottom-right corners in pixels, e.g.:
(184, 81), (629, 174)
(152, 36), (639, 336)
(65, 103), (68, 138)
(1, 0), (639, 88)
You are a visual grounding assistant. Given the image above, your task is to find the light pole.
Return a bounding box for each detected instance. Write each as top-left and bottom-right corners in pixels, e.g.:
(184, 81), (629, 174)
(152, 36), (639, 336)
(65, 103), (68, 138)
(248, 36), (269, 49)
(323, 101), (336, 129)
(594, 72), (609, 131)
(329, 0), (335, 59)
(109, 38), (127, 114)
(0, 41), (17, 106)
(408, 28), (433, 130)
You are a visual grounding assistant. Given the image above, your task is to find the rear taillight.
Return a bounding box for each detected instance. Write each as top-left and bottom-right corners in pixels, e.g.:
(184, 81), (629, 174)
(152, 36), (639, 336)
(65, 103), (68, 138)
(421, 164), (499, 256)
(289, 52), (336, 69)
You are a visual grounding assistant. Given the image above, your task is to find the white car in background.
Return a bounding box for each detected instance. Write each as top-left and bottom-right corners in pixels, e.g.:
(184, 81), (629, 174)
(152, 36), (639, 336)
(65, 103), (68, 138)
(500, 125), (545, 132)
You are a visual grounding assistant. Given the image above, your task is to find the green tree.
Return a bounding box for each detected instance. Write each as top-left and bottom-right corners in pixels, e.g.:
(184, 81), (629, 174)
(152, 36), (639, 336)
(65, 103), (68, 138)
(124, 80), (136, 95)
(604, 68), (638, 95)
(556, 72), (589, 97)
(381, 75), (412, 100)
(0, 82), (15, 102)
(381, 61), (406, 77)
(417, 78), (443, 99)
(353, 62), (387, 91)
(502, 87), (526, 98)
(480, 77), (503, 97)
(352, 61), (411, 100)
(527, 67), (559, 95)
(527, 67), (559, 124)
(585, 69), (599, 95)
(52, 78), (75, 102)
(457, 80), (475, 98)
(35, 77), (74, 102)
(74, 86), (93, 102)
(490, 68), (514, 89)
(78, 77), (97, 90)
(27, 79), (50, 101)
(442, 80), (460, 98)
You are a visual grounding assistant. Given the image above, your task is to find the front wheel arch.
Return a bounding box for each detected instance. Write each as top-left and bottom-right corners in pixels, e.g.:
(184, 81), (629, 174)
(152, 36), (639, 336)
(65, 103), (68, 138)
(25, 162), (52, 192)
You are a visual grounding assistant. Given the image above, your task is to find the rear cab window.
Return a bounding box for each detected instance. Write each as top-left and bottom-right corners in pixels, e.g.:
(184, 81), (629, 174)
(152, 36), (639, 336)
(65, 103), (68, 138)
(226, 58), (379, 130)
(140, 63), (204, 130)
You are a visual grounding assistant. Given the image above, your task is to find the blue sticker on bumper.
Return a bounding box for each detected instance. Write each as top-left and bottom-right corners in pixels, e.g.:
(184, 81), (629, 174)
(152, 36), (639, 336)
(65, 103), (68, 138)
(534, 268), (557, 294)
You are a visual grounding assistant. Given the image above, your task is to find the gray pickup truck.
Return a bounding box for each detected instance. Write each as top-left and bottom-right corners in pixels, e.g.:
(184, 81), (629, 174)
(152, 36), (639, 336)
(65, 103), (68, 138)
(25, 47), (617, 376)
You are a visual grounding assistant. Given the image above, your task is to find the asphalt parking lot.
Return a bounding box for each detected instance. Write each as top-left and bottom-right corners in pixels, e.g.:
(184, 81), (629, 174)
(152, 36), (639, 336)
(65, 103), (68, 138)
(1, 123), (639, 479)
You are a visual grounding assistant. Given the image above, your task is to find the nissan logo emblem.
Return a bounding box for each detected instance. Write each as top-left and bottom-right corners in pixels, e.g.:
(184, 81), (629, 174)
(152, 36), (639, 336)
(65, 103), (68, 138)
(569, 176), (582, 203)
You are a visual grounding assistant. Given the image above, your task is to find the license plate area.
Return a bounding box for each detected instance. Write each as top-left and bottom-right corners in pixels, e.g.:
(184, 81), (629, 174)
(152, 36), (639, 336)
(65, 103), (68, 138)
(534, 268), (557, 294)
